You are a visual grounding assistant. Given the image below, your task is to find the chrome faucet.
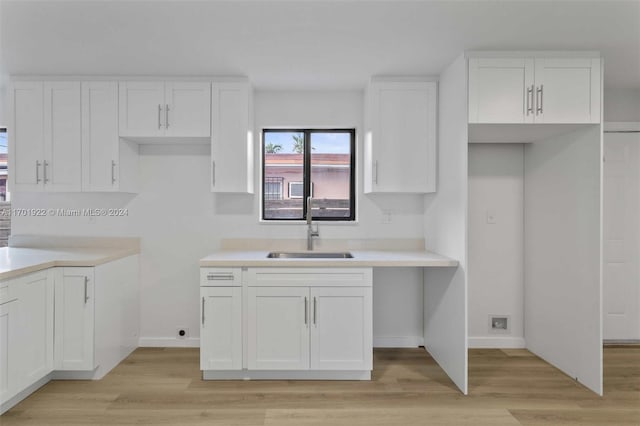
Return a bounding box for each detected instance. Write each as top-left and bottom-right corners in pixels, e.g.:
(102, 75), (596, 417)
(306, 196), (319, 250)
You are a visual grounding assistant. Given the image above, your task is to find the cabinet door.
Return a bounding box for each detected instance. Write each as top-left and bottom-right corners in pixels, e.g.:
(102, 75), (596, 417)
(165, 82), (211, 137)
(247, 287), (309, 370)
(310, 287), (372, 371)
(211, 82), (253, 193)
(200, 287), (242, 370)
(82, 82), (119, 191)
(119, 81), (165, 137)
(534, 58), (601, 124)
(9, 81), (45, 192)
(43, 81), (82, 192)
(0, 301), (18, 404)
(54, 268), (95, 371)
(468, 57), (535, 124)
(15, 270), (54, 388)
(366, 81), (437, 193)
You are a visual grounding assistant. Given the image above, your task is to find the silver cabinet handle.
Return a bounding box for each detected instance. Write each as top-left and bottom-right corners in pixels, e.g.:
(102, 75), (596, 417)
(202, 297), (205, 326)
(111, 160), (116, 185)
(536, 85), (544, 115)
(36, 161), (42, 183)
(304, 297), (308, 325)
(158, 104), (163, 129)
(84, 276), (89, 304)
(373, 160), (378, 185)
(539, 84), (544, 114)
(207, 273), (233, 281)
(313, 297), (317, 325)
(43, 161), (49, 183)
(212, 161), (216, 187)
(526, 85), (534, 115)
(165, 104), (169, 129)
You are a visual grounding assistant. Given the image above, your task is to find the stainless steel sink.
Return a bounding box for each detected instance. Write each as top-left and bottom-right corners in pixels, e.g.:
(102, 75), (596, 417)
(267, 251), (353, 259)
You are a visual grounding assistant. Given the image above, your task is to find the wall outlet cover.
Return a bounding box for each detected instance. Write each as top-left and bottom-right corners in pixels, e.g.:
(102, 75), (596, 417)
(488, 315), (510, 334)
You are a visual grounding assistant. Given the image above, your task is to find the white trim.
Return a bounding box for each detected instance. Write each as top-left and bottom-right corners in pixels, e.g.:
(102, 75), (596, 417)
(604, 122), (640, 132)
(468, 336), (526, 349)
(138, 337), (200, 348)
(203, 370), (370, 381)
(373, 336), (424, 348)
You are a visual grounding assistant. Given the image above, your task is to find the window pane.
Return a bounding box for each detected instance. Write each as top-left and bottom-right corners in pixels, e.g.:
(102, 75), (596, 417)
(263, 131), (304, 219)
(310, 132), (352, 219)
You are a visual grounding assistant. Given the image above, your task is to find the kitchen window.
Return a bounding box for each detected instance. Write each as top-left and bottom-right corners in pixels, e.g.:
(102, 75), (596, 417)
(262, 129), (355, 221)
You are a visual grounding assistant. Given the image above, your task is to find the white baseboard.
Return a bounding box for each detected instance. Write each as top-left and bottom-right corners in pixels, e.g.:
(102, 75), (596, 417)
(138, 337), (200, 348)
(468, 336), (525, 349)
(373, 336), (424, 348)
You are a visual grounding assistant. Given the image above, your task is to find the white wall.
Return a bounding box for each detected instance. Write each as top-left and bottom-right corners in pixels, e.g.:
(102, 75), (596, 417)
(468, 144), (524, 348)
(604, 88), (640, 122)
(10, 90), (426, 346)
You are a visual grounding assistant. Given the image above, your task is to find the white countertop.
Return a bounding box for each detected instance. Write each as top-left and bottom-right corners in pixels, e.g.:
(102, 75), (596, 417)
(200, 250), (458, 268)
(0, 247), (140, 280)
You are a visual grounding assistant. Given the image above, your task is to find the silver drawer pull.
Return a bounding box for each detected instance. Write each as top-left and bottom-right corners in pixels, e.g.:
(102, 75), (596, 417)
(207, 274), (234, 281)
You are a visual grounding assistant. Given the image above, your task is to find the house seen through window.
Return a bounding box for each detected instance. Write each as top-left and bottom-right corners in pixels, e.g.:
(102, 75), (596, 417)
(262, 129), (355, 221)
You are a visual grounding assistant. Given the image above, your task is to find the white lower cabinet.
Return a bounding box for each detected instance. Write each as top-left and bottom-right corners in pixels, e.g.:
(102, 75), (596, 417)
(310, 287), (372, 371)
(54, 268), (95, 371)
(0, 300), (18, 403)
(247, 287), (310, 370)
(200, 286), (242, 370)
(15, 270), (55, 389)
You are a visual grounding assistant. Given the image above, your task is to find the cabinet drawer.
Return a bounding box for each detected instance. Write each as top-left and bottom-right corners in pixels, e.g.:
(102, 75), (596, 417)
(200, 268), (242, 286)
(247, 268), (372, 287)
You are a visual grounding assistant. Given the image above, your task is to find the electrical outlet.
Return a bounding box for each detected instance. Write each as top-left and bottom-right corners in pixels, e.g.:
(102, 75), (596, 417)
(176, 328), (189, 339)
(488, 315), (510, 334)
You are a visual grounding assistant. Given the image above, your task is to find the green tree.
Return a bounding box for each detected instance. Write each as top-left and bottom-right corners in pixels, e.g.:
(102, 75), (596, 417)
(265, 143), (282, 154)
(291, 134), (304, 154)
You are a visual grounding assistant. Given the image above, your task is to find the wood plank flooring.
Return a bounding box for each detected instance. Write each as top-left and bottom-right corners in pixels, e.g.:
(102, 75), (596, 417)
(2, 347), (638, 425)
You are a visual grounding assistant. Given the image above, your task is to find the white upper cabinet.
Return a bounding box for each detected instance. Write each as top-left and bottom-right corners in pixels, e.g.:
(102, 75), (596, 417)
(210, 81), (254, 193)
(81, 82), (121, 192)
(119, 81), (211, 138)
(534, 58), (601, 124)
(468, 55), (601, 124)
(9, 81), (45, 192)
(364, 79), (437, 194)
(468, 58), (535, 124)
(9, 81), (82, 192)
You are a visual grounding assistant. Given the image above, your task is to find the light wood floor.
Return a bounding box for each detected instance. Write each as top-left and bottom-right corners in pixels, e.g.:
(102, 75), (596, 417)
(2, 347), (638, 425)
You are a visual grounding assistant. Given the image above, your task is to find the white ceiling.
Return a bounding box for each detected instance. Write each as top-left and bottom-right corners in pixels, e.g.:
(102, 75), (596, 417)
(1, 0), (639, 89)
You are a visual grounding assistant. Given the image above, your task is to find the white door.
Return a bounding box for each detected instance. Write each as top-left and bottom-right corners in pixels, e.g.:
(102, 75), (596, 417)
(247, 287), (309, 370)
(211, 82), (251, 192)
(118, 81), (165, 137)
(165, 82), (211, 137)
(468, 57), (535, 124)
(82, 82), (119, 191)
(55, 268), (95, 371)
(43, 81), (82, 192)
(15, 270), (54, 388)
(9, 81), (44, 192)
(310, 287), (372, 371)
(200, 287), (242, 370)
(0, 300), (18, 404)
(534, 57), (601, 124)
(603, 132), (640, 341)
(369, 81), (437, 193)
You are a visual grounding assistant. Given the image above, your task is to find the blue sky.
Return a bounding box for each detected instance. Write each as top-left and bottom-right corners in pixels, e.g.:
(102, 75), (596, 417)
(264, 131), (350, 154)
(0, 131), (6, 154)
